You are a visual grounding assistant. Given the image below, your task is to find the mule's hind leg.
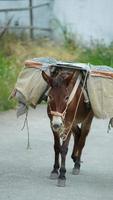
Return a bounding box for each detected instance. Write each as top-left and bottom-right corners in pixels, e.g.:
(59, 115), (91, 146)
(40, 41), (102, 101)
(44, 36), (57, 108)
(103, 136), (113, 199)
(72, 111), (93, 175)
(50, 133), (60, 179)
(71, 125), (81, 175)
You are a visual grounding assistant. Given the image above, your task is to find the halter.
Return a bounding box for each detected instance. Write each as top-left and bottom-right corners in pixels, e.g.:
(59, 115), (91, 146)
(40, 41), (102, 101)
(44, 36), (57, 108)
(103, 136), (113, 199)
(50, 110), (66, 119)
(49, 73), (82, 120)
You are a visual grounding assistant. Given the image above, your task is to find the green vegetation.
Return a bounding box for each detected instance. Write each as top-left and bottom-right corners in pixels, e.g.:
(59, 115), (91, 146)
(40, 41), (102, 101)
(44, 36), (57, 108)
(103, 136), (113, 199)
(80, 41), (113, 66)
(0, 33), (113, 111)
(0, 53), (18, 110)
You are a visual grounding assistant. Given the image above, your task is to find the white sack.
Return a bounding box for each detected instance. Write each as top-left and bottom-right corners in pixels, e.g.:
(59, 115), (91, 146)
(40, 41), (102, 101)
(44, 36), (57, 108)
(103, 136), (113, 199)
(87, 75), (113, 119)
(14, 67), (49, 107)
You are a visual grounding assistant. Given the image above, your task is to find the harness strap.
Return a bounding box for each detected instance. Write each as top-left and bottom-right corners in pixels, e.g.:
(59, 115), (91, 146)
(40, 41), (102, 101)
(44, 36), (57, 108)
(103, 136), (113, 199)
(83, 88), (89, 103)
(67, 74), (82, 105)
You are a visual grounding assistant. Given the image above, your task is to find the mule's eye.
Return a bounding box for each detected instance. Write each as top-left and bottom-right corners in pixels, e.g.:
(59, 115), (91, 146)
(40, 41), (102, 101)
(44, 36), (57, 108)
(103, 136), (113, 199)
(65, 96), (69, 102)
(49, 95), (53, 101)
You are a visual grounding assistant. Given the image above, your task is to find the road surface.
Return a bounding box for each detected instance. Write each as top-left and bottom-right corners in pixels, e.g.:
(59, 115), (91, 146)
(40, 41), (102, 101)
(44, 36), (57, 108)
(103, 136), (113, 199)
(0, 105), (113, 200)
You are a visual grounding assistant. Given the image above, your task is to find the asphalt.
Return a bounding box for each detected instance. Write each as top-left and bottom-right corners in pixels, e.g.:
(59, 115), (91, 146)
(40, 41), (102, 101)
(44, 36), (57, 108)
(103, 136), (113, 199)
(0, 104), (113, 200)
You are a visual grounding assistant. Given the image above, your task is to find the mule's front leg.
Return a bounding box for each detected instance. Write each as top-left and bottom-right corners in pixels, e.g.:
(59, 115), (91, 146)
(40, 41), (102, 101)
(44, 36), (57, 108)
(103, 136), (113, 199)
(57, 134), (71, 187)
(57, 146), (67, 187)
(50, 133), (60, 179)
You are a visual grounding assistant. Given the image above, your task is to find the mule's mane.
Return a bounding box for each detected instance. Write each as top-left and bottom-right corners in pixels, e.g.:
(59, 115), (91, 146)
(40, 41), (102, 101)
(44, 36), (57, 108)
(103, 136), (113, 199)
(52, 71), (72, 88)
(52, 76), (64, 87)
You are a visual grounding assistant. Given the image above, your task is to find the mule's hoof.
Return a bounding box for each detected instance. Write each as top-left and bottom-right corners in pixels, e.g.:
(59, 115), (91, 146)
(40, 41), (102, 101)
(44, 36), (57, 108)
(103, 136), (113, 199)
(57, 178), (66, 187)
(72, 167), (80, 175)
(50, 172), (59, 180)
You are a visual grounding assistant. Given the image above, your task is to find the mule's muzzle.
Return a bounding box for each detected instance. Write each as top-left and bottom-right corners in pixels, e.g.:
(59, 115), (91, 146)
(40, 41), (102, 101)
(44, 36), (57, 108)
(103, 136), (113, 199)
(51, 116), (63, 132)
(52, 123), (63, 132)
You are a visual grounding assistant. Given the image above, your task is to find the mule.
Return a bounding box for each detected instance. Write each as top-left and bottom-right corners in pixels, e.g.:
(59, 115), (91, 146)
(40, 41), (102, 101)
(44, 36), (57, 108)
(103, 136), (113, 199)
(42, 70), (94, 187)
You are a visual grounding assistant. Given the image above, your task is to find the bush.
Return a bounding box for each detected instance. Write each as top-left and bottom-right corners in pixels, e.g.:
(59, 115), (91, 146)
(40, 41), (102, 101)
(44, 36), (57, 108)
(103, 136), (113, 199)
(80, 41), (113, 66)
(0, 54), (18, 110)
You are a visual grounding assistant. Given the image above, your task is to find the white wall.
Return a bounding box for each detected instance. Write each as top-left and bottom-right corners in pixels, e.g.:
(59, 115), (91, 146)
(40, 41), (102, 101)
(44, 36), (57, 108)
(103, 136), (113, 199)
(0, 0), (29, 26)
(53, 0), (113, 44)
(0, 0), (52, 37)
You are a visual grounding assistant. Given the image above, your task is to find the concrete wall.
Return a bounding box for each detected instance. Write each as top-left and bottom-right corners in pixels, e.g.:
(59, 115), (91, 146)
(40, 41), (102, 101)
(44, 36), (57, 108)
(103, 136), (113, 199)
(0, 0), (29, 25)
(0, 0), (52, 37)
(53, 0), (113, 44)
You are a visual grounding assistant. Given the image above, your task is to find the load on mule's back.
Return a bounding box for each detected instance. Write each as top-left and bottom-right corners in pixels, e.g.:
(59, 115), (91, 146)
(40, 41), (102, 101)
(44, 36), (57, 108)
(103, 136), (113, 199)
(42, 69), (94, 187)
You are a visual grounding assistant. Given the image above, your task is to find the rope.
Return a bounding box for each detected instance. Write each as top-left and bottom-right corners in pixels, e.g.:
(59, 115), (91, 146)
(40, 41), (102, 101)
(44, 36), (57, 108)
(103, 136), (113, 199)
(21, 110), (31, 149)
(107, 118), (113, 133)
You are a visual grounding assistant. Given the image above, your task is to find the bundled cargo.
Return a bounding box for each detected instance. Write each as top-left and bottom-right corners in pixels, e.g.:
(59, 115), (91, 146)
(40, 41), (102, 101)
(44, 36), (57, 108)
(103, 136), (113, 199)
(10, 57), (56, 117)
(87, 66), (113, 119)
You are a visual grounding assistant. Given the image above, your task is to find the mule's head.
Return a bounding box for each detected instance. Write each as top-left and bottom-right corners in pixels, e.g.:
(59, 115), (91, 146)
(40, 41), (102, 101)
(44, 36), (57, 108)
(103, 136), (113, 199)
(42, 71), (73, 134)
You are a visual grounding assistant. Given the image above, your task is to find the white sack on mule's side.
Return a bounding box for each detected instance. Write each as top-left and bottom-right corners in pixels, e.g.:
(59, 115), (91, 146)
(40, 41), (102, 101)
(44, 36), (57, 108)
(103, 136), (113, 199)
(10, 57), (57, 117)
(87, 75), (113, 119)
(10, 67), (49, 117)
(15, 67), (48, 106)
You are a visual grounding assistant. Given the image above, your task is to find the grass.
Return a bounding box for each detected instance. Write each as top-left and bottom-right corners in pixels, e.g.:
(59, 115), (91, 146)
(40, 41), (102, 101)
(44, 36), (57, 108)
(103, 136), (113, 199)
(0, 53), (18, 110)
(0, 33), (113, 111)
(80, 41), (113, 66)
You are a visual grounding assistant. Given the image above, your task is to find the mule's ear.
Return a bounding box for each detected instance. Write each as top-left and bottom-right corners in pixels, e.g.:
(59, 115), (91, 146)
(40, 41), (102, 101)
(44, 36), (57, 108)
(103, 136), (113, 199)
(65, 72), (74, 86)
(42, 71), (53, 86)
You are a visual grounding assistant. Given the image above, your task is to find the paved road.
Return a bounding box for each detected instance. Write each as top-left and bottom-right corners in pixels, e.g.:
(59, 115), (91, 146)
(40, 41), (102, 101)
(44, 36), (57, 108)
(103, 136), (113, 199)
(0, 105), (113, 200)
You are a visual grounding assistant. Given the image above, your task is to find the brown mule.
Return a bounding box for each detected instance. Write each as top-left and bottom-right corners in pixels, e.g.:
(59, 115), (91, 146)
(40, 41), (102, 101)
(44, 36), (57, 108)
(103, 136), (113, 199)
(42, 70), (94, 187)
